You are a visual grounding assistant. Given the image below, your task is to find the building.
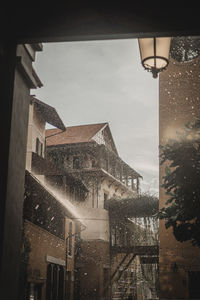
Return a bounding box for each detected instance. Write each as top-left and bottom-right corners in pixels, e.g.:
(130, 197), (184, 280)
(22, 97), (88, 300)
(159, 37), (200, 299)
(46, 123), (142, 300)
(26, 96), (66, 173)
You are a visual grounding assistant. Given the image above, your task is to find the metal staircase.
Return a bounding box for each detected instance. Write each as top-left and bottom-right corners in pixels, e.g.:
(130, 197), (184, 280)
(107, 195), (159, 300)
(111, 253), (137, 300)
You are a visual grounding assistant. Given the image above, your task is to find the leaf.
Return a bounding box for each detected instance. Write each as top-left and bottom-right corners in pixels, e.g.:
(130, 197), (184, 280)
(159, 118), (200, 246)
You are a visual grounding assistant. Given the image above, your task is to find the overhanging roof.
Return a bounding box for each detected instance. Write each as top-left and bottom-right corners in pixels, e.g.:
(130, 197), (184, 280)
(32, 97), (66, 131)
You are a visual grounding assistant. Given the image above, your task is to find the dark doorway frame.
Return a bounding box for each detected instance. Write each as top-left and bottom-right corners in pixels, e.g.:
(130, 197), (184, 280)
(1, 4), (200, 300)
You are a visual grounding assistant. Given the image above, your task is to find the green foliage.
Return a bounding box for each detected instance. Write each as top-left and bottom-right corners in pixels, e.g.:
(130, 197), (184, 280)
(159, 118), (200, 246)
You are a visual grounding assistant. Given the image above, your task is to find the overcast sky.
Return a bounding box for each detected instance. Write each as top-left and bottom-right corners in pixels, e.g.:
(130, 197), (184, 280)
(33, 39), (159, 195)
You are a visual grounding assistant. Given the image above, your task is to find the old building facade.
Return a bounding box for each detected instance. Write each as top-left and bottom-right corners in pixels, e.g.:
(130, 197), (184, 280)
(46, 123), (142, 300)
(23, 97), (88, 300)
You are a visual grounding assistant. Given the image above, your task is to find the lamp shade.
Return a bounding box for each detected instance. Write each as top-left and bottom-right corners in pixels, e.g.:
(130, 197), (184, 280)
(138, 37), (171, 78)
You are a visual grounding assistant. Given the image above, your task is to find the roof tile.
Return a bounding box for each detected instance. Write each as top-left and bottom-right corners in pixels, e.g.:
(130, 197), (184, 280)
(46, 123), (107, 146)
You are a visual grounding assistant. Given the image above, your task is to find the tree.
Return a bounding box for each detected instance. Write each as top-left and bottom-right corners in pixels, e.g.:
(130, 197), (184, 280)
(158, 118), (200, 246)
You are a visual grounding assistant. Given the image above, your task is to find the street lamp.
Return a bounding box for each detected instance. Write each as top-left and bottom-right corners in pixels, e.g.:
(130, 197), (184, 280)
(138, 37), (171, 78)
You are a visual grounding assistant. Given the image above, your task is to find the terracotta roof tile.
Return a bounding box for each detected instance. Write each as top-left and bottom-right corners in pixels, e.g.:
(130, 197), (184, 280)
(46, 123), (107, 146)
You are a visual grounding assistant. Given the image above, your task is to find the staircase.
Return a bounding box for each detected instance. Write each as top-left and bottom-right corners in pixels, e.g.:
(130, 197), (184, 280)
(110, 252), (158, 300)
(111, 253), (137, 300)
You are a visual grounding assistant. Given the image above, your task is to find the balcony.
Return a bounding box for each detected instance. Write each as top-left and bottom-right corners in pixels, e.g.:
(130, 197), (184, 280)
(31, 152), (88, 194)
(67, 167), (137, 196)
(31, 152), (59, 175)
(98, 144), (142, 193)
(46, 142), (142, 193)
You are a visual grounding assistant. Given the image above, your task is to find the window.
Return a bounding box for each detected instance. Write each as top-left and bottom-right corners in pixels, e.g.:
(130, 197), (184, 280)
(74, 267), (81, 300)
(91, 158), (96, 168)
(69, 186), (75, 201)
(46, 264), (64, 300)
(40, 142), (43, 157)
(122, 174), (126, 185)
(103, 268), (109, 297)
(36, 138), (40, 155)
(58, 267), (64, 300)
(65, 271), (71, 300)
(67, 222), (73, 257)
(73, 156), (80, 169)
(111, 225), (116, 246)
(28, 283), (42, 300)
(92, 188), (95, 208)
(65, 156), (70, 164)
(35, 137), (43, 157)
(127, 176), (132, 188)
(46, 264), (52, 300)
(133, 178), (137, 190)
(104, 193), (108, 208)
(52, 265), (58, 300)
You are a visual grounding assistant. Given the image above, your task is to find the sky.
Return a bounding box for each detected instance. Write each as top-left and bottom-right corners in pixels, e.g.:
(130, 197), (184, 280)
(33, 39), (159, 195)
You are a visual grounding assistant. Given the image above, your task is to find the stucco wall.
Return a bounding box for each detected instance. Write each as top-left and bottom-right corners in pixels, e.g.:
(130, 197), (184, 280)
(26, 102), (45, 171)
(69, 175), (136, 242)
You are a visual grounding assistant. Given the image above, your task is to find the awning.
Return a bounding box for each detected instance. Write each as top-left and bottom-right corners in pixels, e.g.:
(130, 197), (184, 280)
(32, 97), (66, 131)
